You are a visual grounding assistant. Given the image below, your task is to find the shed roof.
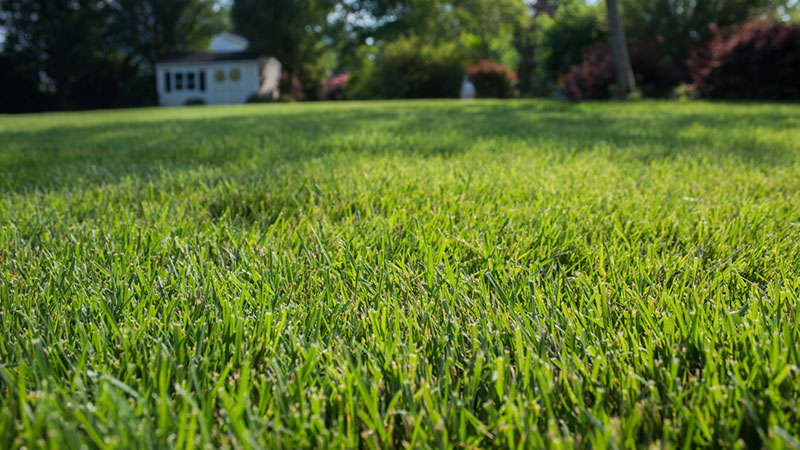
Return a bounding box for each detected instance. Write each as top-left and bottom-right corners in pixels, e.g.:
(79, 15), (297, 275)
(158, 52), (260, 64)
(210, 33), (249, 52)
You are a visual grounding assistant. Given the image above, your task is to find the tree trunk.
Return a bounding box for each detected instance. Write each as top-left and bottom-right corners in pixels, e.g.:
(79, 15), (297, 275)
(606, 0), (635, 99)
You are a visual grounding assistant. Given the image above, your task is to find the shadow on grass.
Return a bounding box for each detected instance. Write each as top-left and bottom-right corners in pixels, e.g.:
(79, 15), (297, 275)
(0, 100), (797, 194)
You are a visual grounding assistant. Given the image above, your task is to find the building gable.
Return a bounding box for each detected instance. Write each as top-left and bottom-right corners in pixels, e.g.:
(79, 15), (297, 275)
(210, 33), (249, 52)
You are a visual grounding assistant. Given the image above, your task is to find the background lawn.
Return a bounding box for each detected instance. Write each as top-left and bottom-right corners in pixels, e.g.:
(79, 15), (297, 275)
(1, 100), (799, 448)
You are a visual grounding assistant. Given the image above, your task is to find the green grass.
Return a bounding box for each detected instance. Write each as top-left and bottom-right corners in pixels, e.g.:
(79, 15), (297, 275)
(1, 100), (799, 449)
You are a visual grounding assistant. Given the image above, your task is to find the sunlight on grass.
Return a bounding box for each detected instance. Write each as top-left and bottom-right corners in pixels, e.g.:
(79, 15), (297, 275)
(1, 100), (799, 448)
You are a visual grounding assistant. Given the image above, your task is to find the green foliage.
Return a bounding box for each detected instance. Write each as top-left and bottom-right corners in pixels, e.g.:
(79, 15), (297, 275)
(621, 0), (785, 62)
(451, 0), (528, 66)
(1, 100), (800, 448)
(559, 45), (684, 100)
(109, 0), (225, 70)
(0, 52), (54, 112)
(184, 98), (206, 106)
(1, 0), (126, 109)
(356, 37), (469, 98)
(331, 44), (378, 99)
(328, 0), (527, 98)
(0, 0), (224, 111)
(4, 0), (797, 108)
(531, 0), (607, 93)
(340, 0), (527, 67)
(246, 93), (275, 103)
(232, 0), (336, 95)
(787, 1), (800, 21)
(337, 0), (457, 42)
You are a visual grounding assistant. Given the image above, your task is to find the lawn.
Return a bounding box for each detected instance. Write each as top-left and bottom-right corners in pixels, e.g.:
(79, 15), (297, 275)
(1, 100), (799, 449)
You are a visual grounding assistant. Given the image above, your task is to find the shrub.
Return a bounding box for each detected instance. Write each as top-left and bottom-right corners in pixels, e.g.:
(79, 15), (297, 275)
(688, 21), (800, 100)
(247, 92), (296, 103)
(467, 60), (517, 98)
(279, 73), (305, 101)
(184, 98), (206, 106)
(621, 0), (784, 64)
(559, 45), (684, 101)
(321, 72), (351, 101)
(246, 93), (275, 103)
(0, 53), (54, 112)
(668, 83), (693, 102)
(535, 0), (607, 82)
(558, 48), (614, 101)
(359, 37), (469, 99)
(629, 45), (688, 98)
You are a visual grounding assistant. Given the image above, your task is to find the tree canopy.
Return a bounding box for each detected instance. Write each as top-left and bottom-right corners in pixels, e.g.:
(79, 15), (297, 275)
(0, 0), (223, 110)
(2, 0), (798, 110)
(621, 0), (792, 61)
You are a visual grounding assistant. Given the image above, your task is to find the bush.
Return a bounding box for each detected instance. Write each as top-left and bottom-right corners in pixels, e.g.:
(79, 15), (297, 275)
(246, 93), (275, 103)
(247, 92), (296, 103)
(184, 98), (206, 106)
(558, 48), (614, 101)
(689, 21), (800, 100)
(279, 73), (305, 101)
(629, 45), (688, 98)
(359, 37), (469, 99)
(559, 45), (684, 101)
(321, 72), (351, 101)
(467, 60), (516, 98)
(0, 53), (54, 112)
(621, 0), (781, 64)
(671, 83), (699, 102)
(535, 0), (607, 82)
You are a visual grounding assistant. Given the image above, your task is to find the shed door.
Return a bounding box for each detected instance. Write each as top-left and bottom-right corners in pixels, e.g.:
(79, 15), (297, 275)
(212, 67), (229, 104)
(212, 65), (246, 104)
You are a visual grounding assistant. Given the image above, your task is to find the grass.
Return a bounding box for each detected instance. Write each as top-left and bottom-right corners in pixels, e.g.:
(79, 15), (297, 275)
(0, 99), (799, 449)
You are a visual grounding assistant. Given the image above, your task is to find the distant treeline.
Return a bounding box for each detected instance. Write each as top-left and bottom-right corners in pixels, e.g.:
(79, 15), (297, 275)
(1, 0), (226, 112)
(1, 0), (798, 112)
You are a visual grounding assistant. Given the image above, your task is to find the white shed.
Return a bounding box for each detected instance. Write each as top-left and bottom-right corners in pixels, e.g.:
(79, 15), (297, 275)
(210, 32), (250, 52)
(155, 33), (278, 106)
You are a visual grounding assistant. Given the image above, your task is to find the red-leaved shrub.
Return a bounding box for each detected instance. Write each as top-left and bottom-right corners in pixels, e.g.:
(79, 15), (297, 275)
(468, 60), (517, 98)
(280, 72), (304, 101)
(560, 45), (685, 101)
(689, 21), (800, 99)
(559, 48), (614, 101)
(630, 45), (688, 98)
(321, 72), (350, 101)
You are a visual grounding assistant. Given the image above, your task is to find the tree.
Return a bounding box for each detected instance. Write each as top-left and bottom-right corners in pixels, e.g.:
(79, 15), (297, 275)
(109, 0), (225, 73)
(0, 51), (53, 112)
(536, 0), (606, 82)
(0, 0), (129, 109)
(335, 0), (455, 43)
(340, 0), (527, 62)
(357, 36), (468, 99)
(451, 0), (528, 65)
(513, 0), (607, 96)
(620, 0), (789, 63)
(232, 0), (336, 97)
(529, 0), (558, 17)
(0, 0), (222, 110)
(605, 0), (635, 98)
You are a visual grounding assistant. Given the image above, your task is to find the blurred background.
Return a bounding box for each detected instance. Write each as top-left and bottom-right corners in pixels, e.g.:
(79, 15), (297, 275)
(1, 0), (798, 112)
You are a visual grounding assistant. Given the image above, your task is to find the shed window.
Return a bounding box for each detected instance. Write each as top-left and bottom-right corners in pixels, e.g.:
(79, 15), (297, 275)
(175, 73), (184, 90)
(230, 68), (241, 82)
(188, 72), (196, 90)
(164, 71), (171, 92)
(199, 71), (206, 91)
